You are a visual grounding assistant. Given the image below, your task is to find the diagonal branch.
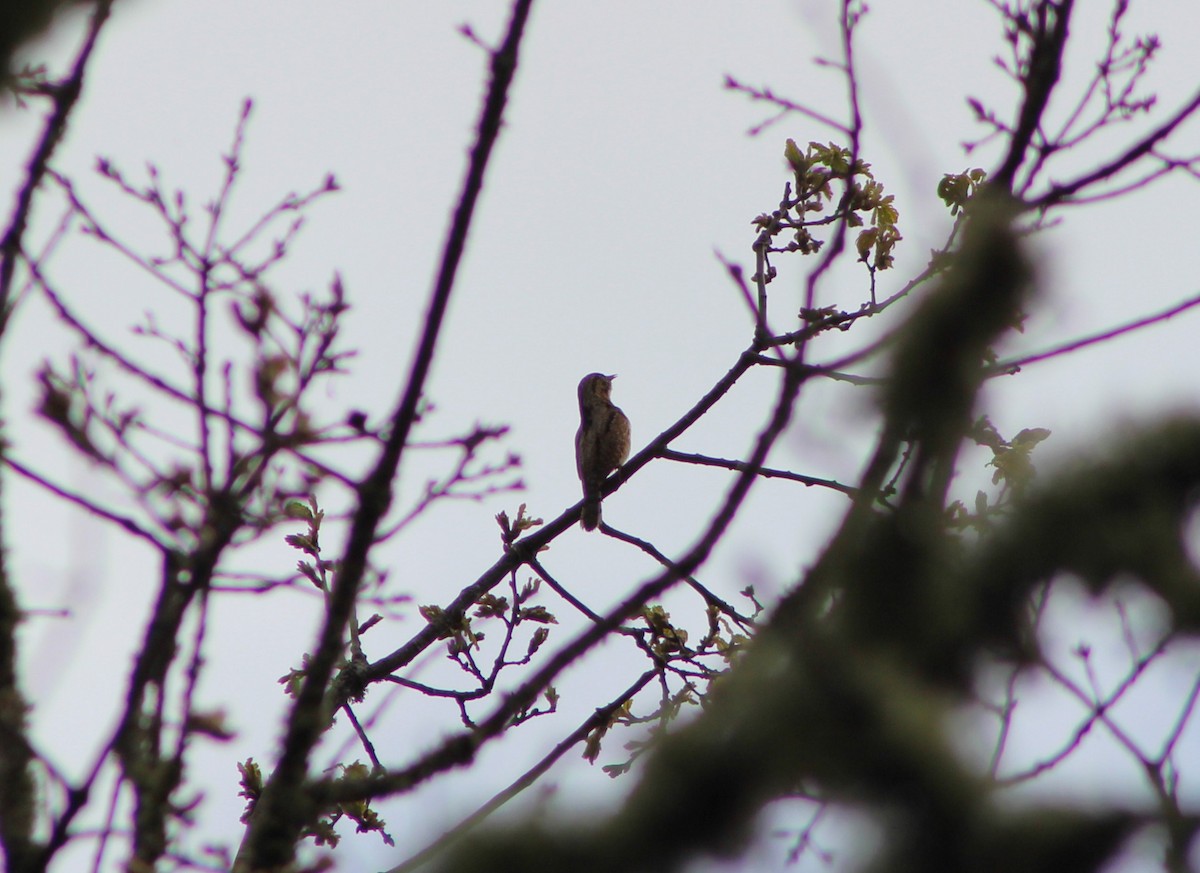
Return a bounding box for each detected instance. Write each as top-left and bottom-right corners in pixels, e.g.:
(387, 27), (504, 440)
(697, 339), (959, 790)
(989, 289), (1200, 374)
(321, 359), (809, 806)
(1032, 87), (1200, 207)
(233, 2), (536, 868)
(382, 669), (659, 873)
(993, 0), (1074, 191)
(0, 0), (114, 330)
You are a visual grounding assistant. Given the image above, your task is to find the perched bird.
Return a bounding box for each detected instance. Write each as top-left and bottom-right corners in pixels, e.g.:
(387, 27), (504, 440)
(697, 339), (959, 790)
(575, 373), (631, 531)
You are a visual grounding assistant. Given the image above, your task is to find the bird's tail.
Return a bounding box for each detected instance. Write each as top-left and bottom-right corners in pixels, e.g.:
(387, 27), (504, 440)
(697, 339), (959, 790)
(580, 494), (601, 531)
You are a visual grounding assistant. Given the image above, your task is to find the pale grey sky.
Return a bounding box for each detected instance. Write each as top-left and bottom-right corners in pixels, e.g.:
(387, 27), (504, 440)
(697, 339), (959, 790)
(2, 2), (1199, 870)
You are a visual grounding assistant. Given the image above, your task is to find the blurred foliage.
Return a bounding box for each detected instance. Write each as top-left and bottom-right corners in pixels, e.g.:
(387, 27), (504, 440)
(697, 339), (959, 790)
(0, 0), (88, 93)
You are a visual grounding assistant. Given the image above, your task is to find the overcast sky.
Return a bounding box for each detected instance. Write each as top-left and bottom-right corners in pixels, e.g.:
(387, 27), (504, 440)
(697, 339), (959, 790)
(2, 2), (1199, 871)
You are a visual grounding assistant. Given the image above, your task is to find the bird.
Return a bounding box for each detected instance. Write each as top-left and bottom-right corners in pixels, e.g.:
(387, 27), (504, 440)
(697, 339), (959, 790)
(574, 373), (631, 531)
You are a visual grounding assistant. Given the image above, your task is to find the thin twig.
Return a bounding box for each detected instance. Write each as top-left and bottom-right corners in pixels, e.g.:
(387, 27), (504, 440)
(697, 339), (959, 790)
(383, 670), (658, 873)
(989, 290), (1200, 374)
(661, 448), (858, 498)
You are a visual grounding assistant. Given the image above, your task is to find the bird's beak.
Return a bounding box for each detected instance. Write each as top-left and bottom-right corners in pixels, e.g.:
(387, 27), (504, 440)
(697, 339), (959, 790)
(607, 374), (618, 380)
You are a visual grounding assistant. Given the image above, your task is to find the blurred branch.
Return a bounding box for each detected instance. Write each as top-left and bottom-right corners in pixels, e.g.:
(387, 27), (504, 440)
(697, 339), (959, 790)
(0, 6), (115, 871)
(0, 0), (114, 330)
(5, 457), (162, 547)
(992, 0), (1074, 191)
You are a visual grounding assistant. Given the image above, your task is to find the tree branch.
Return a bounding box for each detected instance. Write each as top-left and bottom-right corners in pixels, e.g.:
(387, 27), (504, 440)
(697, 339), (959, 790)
(233, 2), (536, 868)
